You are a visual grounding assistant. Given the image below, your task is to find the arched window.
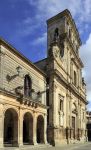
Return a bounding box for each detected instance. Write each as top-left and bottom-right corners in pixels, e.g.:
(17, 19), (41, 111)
(54, 28), (59, 41)
(24, 75), (32, 97)
(74, 71), (77, 86)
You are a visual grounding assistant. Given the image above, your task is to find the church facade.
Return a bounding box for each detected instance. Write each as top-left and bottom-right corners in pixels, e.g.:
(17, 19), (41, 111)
(0, 9), (88, 147)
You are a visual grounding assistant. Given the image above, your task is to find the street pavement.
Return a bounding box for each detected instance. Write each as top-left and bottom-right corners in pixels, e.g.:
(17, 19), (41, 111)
(47, 142), (91, 150)
(1, 142), (91, 150)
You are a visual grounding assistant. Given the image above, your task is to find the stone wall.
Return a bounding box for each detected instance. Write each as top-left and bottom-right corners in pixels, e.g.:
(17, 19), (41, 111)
(0, 44), (46, 105)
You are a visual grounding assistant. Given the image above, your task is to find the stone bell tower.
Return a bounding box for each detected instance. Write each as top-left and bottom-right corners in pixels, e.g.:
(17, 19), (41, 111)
(47, 9), (81, 63)
(46, 9), (86, 146)
(47, 11), (66, 50)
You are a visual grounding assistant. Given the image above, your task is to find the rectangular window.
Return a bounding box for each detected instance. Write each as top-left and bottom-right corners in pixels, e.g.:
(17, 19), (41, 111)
(59, 95), (64, 112)
(59, 95), (64, 126)
(60, 100), (63, 111)
(74, 71), (77, 86)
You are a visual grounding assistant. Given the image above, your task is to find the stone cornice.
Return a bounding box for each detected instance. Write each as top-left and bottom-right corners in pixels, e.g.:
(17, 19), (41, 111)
(0, 45), (5, 55)
(0, 88), (48, 109)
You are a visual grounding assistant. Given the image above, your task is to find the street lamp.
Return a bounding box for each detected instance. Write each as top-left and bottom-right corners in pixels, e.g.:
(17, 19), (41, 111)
(6, 66), (22, 82)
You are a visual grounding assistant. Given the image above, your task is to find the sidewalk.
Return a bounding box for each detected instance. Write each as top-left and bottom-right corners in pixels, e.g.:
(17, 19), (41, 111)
(0, 142), (91, 150)
(54, 142), (91, 150)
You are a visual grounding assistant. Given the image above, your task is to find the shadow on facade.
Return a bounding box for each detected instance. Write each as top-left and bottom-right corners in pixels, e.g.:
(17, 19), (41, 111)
(4, 108), (18, 146)
(23, 112), (33, 144)
(37, 115), (44, 144)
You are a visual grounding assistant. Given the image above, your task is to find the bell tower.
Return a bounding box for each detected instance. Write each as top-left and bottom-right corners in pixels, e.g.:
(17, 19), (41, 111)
(46, 9), (84, 146)
(47, 9), (81, 60)
(47, 11), (66, 51)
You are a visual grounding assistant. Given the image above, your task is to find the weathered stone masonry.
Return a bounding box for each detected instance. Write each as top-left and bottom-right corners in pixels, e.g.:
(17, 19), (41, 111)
(0, 9), (88, 147)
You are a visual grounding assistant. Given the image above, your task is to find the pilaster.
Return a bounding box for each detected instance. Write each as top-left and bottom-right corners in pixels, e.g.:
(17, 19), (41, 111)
(18, 109), (23, 147)
(53, 83), (57, 126)
(44, 114), (47, 144)
(33, 112), (37, 145)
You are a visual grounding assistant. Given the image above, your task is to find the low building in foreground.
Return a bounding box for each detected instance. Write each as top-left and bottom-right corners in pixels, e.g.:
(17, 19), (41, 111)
(0, 38), (47, 147)
(0, 9), (88, 147)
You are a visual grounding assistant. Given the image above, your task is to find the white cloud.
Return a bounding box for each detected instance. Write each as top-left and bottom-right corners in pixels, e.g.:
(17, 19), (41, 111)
(27, 0), (91, 22)
(15, 0), (91, 37)
(80, 33), (91, 110)
(31, 32), (47, 45)
(24, 0), (91, 43)
(17, 16), (40, 36)
(28, 0), (91, 110)
(27, 0), (91, 110)
(14, 0), (91, 110)
(15, 0), (91, 41)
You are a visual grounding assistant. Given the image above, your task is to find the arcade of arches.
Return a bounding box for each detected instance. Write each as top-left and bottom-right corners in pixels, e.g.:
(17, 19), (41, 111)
(2, 107), (47, 147)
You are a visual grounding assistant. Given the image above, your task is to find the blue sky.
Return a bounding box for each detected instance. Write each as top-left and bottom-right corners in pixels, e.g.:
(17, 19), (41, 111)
(0, 0), (91, 110)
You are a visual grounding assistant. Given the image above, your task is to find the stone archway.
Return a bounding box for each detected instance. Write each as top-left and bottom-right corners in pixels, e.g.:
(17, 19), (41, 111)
(37, 115), (44, 144)
(23, 112), (33, 144)
(4, 108), (18, 146)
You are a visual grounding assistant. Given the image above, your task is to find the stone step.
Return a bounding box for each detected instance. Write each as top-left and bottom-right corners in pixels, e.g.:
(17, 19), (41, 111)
(20, 144), (52, 149)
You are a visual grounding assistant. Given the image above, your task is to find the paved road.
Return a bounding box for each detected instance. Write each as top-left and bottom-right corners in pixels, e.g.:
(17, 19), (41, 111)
(46, 143), (91, 150)
(1, 143), (91, 150)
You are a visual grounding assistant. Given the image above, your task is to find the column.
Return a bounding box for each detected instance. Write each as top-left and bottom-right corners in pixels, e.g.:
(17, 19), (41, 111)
(70, 94), (72, 128)
(44, 114), (47, 144)
(53, 83), (57, 126)
(71, 128), (73, 139)
(33, 112), (37, 145)
(66, 91), (70, 127)
(18, 109), (23, 147)
(0, 104), (4, 148)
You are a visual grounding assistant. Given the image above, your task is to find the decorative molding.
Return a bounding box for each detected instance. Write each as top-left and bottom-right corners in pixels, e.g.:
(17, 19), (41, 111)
(0, 87), (48, 109)
(0, 46), (5, 55)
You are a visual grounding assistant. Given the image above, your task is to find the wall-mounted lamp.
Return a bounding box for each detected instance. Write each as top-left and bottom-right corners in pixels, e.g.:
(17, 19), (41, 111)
(6, 66), (22, 82)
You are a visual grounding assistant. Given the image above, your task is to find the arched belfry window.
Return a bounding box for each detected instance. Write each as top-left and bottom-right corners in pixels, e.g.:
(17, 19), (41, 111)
(54, 28), (59, 41)
(74, 71), (77, 86)
(24, 75), (32, 97)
